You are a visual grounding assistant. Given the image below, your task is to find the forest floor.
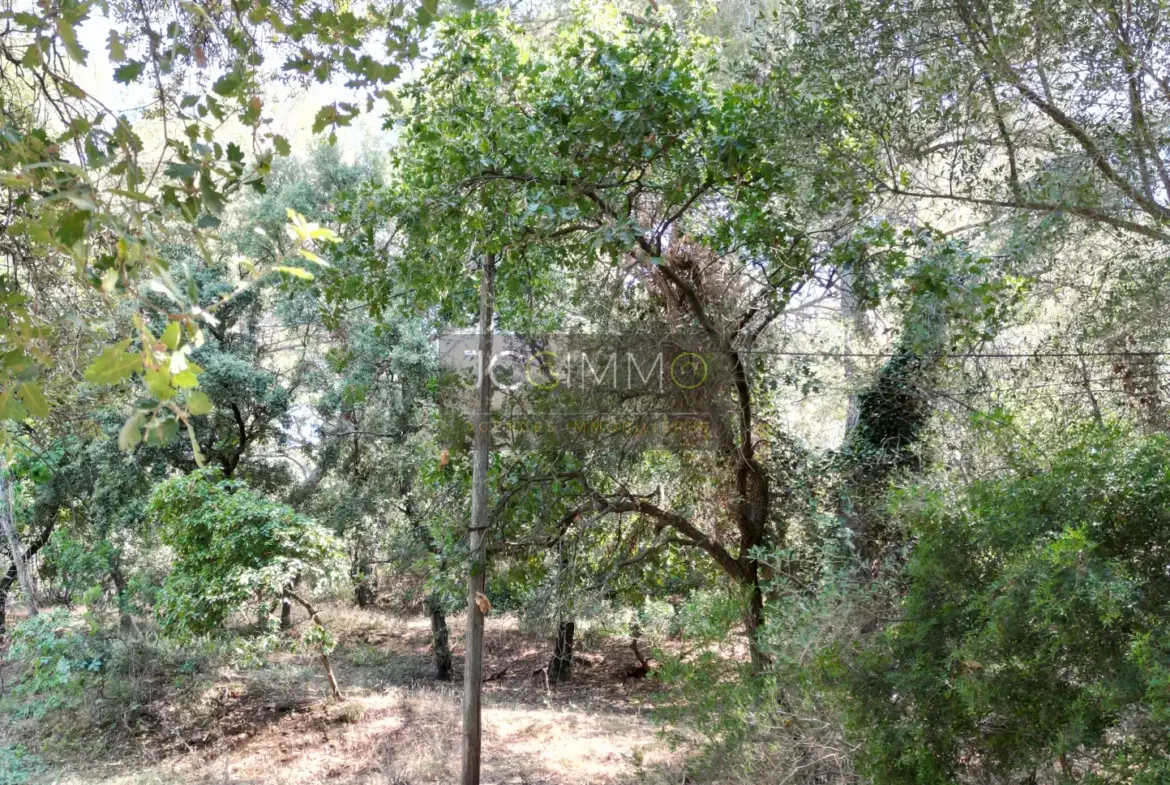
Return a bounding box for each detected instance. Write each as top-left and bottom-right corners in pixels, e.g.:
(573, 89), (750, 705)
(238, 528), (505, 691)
(1, 606), (693, 785)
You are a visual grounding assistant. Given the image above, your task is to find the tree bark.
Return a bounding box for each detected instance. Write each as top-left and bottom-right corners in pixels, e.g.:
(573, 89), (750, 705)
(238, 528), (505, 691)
(744, 570), (767, 672)
(0, 564), (16, 637)
(461, 252), (495, 785)
(0, 471), (36, 620)
(108, 558), (134, 633)
(403, 478), (454, 681)
(548, 620), (575, 685)
(288, 591), (343, 700)
(280, 588), (293, 630)
(840, 263), (866, 435)
(429, 594), (453, 680)
(0, 518), (55, 638)
(353, 556), (376, 609)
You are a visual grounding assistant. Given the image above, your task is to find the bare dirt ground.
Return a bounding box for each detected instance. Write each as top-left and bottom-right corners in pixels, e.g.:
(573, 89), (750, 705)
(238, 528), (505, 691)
(3, 607), (691, 785)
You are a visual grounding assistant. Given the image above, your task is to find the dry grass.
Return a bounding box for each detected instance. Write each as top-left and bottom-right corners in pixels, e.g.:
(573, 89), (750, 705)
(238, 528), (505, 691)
(6, 607), (692, 785)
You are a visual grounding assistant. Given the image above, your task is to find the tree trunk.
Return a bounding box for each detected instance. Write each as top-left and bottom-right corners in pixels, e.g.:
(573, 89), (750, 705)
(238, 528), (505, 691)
(743, 569), (768, 672)
(288, 591), (343, 700)
(353, 557), (376, 609)
(0, 471), (36, 619)
(321, 652), (342, 700)
(354, 577), (375, 609)
(461, 252), (495, 785)
(403, 476), (454, 681)
(109, 559), (134, 633)
(840, 342), (937, 563)
(280, 589), (293, 630)
(0, 565), (16, 637)
(548, 620), (576, 685)
(1, 520), (54, 638)
(429, 594), (453, 681)
(839, 263), (868, 436)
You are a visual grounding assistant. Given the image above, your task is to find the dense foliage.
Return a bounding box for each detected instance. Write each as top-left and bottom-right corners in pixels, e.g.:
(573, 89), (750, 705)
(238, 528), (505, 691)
(844, 429), (1170, 783)
(149, 469), (341, 636)
(5, 1), (1170, 783)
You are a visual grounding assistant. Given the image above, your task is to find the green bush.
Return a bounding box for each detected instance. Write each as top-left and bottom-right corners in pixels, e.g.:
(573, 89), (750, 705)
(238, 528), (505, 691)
(654, 550), (874, 785)
(4, 607), (218, 729)
(0, 744), (45, 785)
(842, 428), (1170, 784)
(5, 609), (105, 717)
(148, 469), (343, 636)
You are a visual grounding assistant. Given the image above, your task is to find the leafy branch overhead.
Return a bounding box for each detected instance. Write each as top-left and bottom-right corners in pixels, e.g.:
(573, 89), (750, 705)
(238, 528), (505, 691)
(0, 0), (445, 452)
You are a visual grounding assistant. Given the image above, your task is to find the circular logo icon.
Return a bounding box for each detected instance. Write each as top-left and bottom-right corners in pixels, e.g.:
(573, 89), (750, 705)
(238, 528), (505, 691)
(525, 351), (561, 390)
(670, 352), (708, 390)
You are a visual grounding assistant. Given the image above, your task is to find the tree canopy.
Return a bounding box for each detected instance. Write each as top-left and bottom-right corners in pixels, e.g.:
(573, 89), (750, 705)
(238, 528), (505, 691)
(5, 2), (1170, 784)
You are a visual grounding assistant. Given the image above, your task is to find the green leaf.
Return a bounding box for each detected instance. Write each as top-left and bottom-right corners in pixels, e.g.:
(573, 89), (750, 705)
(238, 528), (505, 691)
(273, 135), (291, 156)
(165, 161), (200, 180)
(212, 69), (243, 97)
(161, 322), (181, 351)
(21, 40), (42, 67)
(0, 391), (28, 421)
(311, 106), (336, 134)
(2, 351), (30, 374)
(17, 382), (49, 418)
(59, 80), (86, 99)
(308, 226), (341, 243)
(172, 370), (199, 388)
(113, 60), (146, 84)
(419, 0), (438, 25)
(199, 170), (225, 215)
(57, 19), (88, 64)
(145, 417), (180, 446)
(274, 266), (314, 280)
(145, 368), (175, 400)
(56, 209), (90, 247)
(107, 29), (126, 62)
(12, 12), (42, 28)
(187, 390), (213, 416)
(84, 340), (142, 385)
(118, 411), (147, 450)
(298, 248), (330, 266)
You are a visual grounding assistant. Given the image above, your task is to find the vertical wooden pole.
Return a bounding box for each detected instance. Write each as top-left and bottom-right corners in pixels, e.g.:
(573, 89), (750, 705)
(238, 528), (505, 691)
(461, 252), (495, 785)
(0, 468), (36, 620)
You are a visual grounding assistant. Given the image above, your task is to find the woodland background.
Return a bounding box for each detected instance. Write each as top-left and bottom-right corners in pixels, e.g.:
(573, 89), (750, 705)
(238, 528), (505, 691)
(4, 0), (1170, 783)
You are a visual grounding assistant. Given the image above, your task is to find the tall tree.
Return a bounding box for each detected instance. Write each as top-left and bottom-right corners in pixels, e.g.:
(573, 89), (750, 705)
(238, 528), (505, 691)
(0, 0), (453, 451)
(783, 0), (1170, 244)
(461, 252), (495, 785)
(0, 469), (37, 620)
(339, 9), (878, 666)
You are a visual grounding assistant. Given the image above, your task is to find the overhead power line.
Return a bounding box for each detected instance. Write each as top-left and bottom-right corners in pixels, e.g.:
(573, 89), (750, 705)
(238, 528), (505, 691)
(749, 350), (1169, 359)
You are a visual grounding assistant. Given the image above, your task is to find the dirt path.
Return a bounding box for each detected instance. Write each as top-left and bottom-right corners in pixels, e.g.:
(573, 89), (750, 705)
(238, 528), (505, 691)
(12, 611), (686, 785)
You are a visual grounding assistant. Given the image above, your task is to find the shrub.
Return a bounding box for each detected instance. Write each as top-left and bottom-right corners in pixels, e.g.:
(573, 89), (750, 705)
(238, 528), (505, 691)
(842, 428), (1170, 784)
(0, 744), (45, 785)
(148, 469), (343, 636)
(654, 553), (872, 785)
(5, 609), (105, 717)
(3, 606), (215, 733)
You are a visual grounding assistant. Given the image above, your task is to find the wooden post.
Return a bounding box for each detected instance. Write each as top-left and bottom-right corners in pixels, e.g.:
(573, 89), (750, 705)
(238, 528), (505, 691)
(0, 469), (36, 619)
(461, 252), (495, 785)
